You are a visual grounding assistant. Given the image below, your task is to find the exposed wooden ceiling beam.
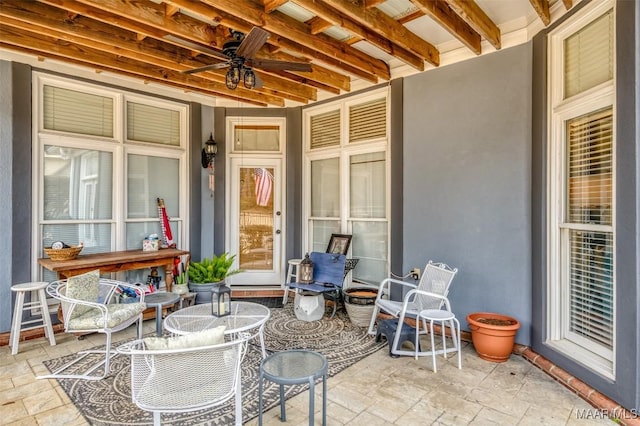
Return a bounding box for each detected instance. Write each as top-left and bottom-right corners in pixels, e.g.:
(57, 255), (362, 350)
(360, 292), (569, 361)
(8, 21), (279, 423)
(528, 0), (551, 26)
(1, 0), (317, 103)
(292, 0), (424, 71)
(199, 0), (390, 81)
(323, 0), (439, 66)
(165, 0), (353, 89)
(165, 3), (180, 17)
(263, 0), (289, 14)
(365, 0), (386, 8)
(443, 0), (501, 50)
(0, 23), (281, 106)
(410, 0), (481, 55)
(306, 16), (333, 35)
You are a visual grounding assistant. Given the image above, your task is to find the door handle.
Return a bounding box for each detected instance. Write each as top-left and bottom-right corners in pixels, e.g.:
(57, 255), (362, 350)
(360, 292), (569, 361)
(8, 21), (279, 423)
(275, 230), (281, 234)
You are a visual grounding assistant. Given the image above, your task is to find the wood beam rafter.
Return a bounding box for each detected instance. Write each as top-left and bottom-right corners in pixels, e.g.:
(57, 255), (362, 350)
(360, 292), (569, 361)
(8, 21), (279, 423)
(165, 0), (353, 89)
(199, 0), (390, 81)
(1, 0), (317, 103)
(263, 0), (289, 14)
(0, 24), (279, 106)
(528, 0), (551, 26)
(443, 0), (501, 50)
(292, 0), (425, 71)
(306, 16), (332, 35)
(410, 0), (481, 55)
(323, 0), (439, 66)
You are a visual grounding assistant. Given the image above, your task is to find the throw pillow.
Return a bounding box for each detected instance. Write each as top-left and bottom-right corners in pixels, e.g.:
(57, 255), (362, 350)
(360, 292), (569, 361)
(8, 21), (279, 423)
(143, 325), (226, 350)
(65, 269), (100, 319)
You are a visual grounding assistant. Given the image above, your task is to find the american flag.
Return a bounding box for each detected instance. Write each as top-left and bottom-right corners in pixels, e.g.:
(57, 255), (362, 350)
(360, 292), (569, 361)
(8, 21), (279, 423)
(254, 168), (273, 207)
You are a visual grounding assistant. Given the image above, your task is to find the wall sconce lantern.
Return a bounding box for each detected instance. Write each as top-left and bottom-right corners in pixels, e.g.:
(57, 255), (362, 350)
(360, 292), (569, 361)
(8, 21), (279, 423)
(201, 133), (217, 169)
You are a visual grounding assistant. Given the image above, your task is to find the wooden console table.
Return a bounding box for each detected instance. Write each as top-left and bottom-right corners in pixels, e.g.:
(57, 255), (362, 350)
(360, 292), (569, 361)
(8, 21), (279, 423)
(38, 248), (189, 292)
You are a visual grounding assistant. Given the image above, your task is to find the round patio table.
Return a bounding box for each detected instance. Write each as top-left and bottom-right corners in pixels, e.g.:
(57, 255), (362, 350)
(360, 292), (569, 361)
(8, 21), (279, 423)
(163, 301), (271, 357)
(258, 349), (328, 426)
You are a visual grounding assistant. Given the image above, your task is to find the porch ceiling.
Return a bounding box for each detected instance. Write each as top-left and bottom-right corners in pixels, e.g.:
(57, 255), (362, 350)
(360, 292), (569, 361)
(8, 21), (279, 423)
(0, 0), (574, 107)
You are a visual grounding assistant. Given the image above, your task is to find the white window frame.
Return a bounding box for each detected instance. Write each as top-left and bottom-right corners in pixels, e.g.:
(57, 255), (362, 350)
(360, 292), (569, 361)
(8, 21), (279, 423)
(302, 87), (390, 282)
(31, 73), (190, 280)
(546, 0), (616, 379)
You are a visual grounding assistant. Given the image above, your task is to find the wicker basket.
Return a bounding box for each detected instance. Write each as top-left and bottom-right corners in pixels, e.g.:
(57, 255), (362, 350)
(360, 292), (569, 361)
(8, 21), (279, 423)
(344, 287), (378, 327)
(44, 245), (83, 261)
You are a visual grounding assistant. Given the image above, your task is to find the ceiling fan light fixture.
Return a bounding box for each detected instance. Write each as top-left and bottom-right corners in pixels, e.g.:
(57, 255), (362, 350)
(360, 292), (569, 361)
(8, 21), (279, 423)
(225, 68), (238, 90)
(243, 69), (256, 89)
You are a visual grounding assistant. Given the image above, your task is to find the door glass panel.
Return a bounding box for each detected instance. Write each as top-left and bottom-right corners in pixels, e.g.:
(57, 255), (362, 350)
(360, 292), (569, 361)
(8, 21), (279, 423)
(239, 167), (274, 270)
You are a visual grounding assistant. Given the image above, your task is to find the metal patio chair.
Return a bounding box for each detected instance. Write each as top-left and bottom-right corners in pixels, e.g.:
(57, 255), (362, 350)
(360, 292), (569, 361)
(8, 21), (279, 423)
(367, 261), (458, 357)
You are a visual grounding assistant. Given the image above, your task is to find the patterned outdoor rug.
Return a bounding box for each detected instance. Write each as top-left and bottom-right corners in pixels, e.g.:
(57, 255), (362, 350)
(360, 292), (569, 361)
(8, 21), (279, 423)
(43, 303), (384, 425)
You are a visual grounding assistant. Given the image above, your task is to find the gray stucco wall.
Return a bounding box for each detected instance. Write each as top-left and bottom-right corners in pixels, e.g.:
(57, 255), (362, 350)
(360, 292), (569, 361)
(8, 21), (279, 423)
(1, 62), (33, 333)
(403, 43), (533, 345)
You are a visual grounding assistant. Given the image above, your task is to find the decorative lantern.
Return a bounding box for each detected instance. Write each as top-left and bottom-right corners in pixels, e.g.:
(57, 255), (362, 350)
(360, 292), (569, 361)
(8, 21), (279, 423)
(211, 283), (231, 317)
(299, 253), (314, 284)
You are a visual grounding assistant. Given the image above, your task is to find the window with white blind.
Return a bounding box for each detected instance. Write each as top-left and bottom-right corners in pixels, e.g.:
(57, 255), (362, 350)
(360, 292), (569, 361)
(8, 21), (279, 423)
(303, 88), (389, 285)
(34, 74), (188, 284)
(547, 0), (615, 378)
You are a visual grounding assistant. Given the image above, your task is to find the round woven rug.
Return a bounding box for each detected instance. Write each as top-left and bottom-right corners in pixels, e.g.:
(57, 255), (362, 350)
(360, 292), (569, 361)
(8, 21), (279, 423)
(44, 303), (385, 425)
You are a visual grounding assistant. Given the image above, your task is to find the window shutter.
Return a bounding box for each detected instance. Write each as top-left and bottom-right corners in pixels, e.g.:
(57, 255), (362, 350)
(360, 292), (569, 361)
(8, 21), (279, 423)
(564, 10), (613, 99)
(567, 108), (613, 225)
(349, 98), (386, 143)
(310, 109), (340, 149)
(127, 102), (181, 146)
(43, 85), (113, 137)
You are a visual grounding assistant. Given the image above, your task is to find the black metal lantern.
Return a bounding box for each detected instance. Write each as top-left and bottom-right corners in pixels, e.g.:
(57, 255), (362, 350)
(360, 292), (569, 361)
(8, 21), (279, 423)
(201, 133), (218, 169)
(211, 283), (231, 317)
(299, 253), (314, 284)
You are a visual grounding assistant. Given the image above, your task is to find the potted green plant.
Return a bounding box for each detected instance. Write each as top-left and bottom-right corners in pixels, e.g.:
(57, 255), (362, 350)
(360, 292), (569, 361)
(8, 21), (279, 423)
(187, 252), (240, 304)
(467, 312), (521, 362)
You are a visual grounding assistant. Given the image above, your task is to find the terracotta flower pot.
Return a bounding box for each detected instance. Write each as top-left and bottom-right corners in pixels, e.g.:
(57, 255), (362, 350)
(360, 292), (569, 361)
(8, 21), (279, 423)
(466, 312), (520, 363)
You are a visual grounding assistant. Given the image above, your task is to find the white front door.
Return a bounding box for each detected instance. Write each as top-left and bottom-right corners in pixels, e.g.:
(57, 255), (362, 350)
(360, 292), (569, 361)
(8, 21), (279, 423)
(226, 157), (284, 286)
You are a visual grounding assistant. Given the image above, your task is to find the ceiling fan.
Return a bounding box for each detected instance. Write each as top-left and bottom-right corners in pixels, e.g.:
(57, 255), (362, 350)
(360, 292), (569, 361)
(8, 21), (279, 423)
(182, 27), (312, 90)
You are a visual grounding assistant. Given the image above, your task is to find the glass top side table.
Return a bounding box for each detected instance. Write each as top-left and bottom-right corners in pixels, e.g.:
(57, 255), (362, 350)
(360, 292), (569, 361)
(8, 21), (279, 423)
(258, 350), (328, 426)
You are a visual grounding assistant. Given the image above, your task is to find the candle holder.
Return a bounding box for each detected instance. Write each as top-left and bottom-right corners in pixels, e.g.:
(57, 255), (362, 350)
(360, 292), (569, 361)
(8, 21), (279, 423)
(211, 283), (231, 317)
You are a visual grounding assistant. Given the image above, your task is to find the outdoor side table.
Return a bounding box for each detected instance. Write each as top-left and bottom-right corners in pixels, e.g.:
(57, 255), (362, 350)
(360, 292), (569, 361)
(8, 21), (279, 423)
(144, 292), (181, 336)
(258, 349), (328, 426)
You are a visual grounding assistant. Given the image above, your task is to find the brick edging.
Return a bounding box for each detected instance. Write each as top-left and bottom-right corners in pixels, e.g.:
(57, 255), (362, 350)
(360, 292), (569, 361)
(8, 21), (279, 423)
(513, 343), (640, 425)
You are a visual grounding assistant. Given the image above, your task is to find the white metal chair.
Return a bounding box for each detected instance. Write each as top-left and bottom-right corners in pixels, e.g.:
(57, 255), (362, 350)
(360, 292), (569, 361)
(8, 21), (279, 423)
(38, 271), (147, 380)
(416, 292), (462, 372)
(367, 261), (458, 357)
(117, 336), (248, 426)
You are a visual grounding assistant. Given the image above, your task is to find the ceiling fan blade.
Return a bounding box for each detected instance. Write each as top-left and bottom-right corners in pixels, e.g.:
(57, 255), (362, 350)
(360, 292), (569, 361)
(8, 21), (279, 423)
(248, 59), (312, 72)
(182, 62), (230, 74)
(236, 27), (269, 59)
(253, 72), (264, 89)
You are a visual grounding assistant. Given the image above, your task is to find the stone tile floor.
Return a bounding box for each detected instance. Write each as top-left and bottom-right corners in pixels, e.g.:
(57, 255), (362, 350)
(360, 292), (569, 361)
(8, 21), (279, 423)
(1, 319), (613, 425)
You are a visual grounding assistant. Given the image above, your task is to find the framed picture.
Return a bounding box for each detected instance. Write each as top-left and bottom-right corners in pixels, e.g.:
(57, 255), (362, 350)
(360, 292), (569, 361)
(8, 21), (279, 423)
(326, 234), (352, 255)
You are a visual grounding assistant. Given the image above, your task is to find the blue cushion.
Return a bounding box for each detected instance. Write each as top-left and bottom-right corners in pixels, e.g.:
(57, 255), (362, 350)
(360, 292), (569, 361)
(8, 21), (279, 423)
(310, 252), (346, 286)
